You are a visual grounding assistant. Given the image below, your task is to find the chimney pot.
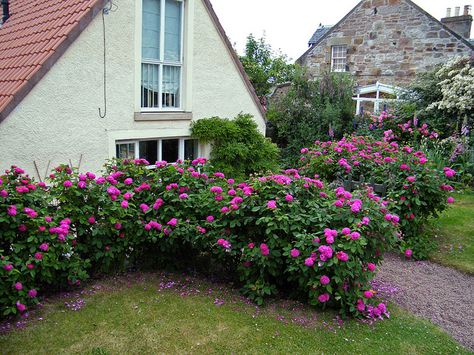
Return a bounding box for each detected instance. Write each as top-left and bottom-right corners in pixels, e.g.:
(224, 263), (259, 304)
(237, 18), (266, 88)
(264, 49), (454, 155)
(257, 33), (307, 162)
(446, 8), (451, 17)
(455, 6), (461, 16)
(464, 5), (472, 16)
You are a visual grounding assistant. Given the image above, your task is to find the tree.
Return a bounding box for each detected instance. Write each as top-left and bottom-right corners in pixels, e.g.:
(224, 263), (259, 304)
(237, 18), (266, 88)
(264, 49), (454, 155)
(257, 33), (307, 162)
(395, 56), (474, 137)
(267, 69), (355, 166)
(239, 34), (296, 97)
(427, 56), (474, 133)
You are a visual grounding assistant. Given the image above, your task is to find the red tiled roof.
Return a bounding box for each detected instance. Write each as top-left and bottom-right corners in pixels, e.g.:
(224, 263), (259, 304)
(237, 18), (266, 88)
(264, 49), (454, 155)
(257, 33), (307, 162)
(0, 0), (106, 122)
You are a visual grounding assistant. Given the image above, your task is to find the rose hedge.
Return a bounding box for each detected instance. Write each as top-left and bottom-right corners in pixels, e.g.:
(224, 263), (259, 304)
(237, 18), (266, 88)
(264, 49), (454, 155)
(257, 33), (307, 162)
(1, 159), (399, 318)
(298, 136), (456, 258)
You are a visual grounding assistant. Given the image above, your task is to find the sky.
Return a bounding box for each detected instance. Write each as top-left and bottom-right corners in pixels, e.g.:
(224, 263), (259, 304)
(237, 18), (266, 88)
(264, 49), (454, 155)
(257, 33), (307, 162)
(210, 0), (473, 61)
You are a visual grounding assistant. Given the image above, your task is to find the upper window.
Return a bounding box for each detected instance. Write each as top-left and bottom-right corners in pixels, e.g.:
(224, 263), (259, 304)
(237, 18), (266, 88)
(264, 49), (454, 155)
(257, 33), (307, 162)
(141, 0), (183, 110)
(331, 45), (347, 72)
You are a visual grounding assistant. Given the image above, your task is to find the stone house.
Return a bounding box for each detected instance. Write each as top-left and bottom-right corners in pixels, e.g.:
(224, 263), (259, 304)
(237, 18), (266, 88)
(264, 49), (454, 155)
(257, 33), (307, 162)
(0, 0), (265, 178)
(297, 0), (474, 95)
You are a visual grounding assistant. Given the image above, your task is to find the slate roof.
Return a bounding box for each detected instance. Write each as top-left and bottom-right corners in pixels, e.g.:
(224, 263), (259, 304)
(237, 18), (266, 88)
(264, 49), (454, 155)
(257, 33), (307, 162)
(308, 25), (332, 46)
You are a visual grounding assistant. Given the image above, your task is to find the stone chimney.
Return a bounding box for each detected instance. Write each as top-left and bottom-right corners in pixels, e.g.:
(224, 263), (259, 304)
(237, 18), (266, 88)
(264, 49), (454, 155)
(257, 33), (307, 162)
(441, 5), (473, 39)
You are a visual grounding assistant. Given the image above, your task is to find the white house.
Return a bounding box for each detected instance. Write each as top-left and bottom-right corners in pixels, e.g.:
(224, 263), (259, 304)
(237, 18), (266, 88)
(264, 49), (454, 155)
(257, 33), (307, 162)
(0, 0), (265, 178)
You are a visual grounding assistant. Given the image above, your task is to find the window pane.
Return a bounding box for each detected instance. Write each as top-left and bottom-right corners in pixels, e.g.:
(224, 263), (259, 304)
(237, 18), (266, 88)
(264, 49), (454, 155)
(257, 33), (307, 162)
(116, 143), (135, 159)
(164, 0), (182, 62)
(141, 63), (160, 108)
(162, 65), (180, 108)
(139, 140), (158, 164)
(184, 139), (198, 160)
(162, 139), (179, 162)
(142, 0), (161, 60)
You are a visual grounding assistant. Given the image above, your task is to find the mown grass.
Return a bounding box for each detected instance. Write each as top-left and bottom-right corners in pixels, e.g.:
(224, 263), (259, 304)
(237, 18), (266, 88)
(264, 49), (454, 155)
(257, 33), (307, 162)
(430, 191), (474, 274)
(0, 273), (469, 354)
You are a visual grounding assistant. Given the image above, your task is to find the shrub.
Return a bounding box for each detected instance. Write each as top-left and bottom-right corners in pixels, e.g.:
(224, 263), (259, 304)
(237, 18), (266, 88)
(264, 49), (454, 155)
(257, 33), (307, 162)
(1, 159), (398, 318)
(298, 136), (457, 259)
(267, 69), (355, 166)
(190, 114), (280, 179)
(0, 167), (89, 316)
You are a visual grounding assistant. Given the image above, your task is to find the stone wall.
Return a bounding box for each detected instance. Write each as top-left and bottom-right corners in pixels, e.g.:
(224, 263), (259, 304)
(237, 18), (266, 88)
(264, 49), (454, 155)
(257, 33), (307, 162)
(300, 0), (474, 87)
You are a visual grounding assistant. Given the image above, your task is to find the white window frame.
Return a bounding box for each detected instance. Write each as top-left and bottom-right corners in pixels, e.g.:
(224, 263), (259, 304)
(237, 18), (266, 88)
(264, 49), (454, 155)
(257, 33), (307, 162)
(331, 45), (347, 73)
(141, 0), (185, 112)
(115, 137), (198, 164)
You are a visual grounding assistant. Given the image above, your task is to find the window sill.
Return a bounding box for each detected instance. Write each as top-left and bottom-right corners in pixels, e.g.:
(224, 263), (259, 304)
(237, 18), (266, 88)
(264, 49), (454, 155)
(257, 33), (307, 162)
(134, 112), (193, 122)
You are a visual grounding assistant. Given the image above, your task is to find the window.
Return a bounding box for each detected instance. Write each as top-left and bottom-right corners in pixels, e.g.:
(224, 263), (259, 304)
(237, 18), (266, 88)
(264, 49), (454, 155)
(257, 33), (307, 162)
(116, 138), (198, 163)
(331, 45), (347, 72)
(141, 0), (183, 110)
(116, 142), (136, 159)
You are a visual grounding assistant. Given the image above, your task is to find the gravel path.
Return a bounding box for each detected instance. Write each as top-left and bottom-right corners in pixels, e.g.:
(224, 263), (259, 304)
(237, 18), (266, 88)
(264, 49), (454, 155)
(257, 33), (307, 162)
(374, 253), (474, 351)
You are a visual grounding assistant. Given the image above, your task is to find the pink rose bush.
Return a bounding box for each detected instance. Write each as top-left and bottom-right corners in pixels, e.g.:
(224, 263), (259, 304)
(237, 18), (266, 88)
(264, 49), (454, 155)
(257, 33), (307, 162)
(1, 159), (399, 318)
(299, 136), (456, 259)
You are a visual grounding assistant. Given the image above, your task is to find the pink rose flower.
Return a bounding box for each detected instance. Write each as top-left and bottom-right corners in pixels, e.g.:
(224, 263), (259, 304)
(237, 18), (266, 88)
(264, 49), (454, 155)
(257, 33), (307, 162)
(405, 249), (413, 258)
(363, 290), (373, 299)
(260, 243), (270, 256)
(14, 282), (23, 291)
(16, 302), (26, 313)
(39, 243), (49, 251)
(341, 227), (351, 235)
(318, 293), (330, 303)
(304, 257), (314, 267)
(63, 180), (72, 188)
(267, 200), (277, 209)
(320, 275), (330, 285)
(290, 248), (300, 258)
(28, 289), (37, 298)
(447, 196), (455, 204)
(367, 263), (376, 272)
(167, 218), (177, 227)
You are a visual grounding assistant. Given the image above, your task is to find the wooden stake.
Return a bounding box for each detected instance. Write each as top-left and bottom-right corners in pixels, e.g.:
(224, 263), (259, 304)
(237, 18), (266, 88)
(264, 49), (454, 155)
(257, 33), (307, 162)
(78, 154), (83, 171)
(44, 160), (51, 181)
(33, 161), (43, 182)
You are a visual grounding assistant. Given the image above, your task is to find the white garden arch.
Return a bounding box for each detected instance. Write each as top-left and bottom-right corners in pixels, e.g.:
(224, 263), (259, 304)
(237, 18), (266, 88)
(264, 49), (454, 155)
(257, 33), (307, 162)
(353, 81), (404, 115)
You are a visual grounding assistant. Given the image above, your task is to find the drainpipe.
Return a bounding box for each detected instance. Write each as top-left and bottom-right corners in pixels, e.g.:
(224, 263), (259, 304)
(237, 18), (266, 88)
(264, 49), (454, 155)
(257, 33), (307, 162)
(1, 0), (9, 23)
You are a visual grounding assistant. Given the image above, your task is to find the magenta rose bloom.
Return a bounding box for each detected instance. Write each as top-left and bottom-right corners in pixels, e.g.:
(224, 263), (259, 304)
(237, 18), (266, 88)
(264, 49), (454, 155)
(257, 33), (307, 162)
(290, 248), (300, 258)
(304, 257), (314, 267)
(320, 275), (330, 285)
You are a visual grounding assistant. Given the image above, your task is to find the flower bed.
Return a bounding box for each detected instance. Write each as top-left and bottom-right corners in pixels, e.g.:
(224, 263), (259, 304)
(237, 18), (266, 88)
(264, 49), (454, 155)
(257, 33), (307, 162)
(1, 160), (398, 318)
(299, 136), (456, 258)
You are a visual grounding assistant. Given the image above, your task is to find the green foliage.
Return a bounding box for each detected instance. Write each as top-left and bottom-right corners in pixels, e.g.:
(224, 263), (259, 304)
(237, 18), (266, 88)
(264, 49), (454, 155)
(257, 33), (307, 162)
(395, 56), (474, 138)
(298, 136), (456, 259)
(267, 69), (355, 166)
(239, 34), (296, 97)
(190, 114), (280, 179)
(1, 160), (400, 317)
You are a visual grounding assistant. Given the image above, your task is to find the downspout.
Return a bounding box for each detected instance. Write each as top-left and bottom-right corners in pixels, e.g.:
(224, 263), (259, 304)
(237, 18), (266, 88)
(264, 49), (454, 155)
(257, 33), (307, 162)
(1, 0), (10, 23)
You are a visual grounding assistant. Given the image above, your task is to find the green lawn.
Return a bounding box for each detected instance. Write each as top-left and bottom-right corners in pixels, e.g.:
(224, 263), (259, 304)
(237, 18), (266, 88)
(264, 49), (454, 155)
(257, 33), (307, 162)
(430, 191), (474, 274)
(0, 273), (469, 354)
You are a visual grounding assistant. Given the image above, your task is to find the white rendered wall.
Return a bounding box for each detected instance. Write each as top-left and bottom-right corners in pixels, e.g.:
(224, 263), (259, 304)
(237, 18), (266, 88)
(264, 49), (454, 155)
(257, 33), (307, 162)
(0, 0), (265, 178)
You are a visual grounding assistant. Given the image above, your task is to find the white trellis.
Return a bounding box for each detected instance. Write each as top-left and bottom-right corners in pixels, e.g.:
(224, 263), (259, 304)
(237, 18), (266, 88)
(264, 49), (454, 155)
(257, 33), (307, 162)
(353, 81), (404, 115)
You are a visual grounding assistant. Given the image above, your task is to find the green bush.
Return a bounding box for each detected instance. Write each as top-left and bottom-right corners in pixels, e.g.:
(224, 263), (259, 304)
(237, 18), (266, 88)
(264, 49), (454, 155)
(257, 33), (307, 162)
(267, 69), (355, 166)
(190, 114), (280, 179)
(1, 160), (398, 318)
(298, 136), (456, 259)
